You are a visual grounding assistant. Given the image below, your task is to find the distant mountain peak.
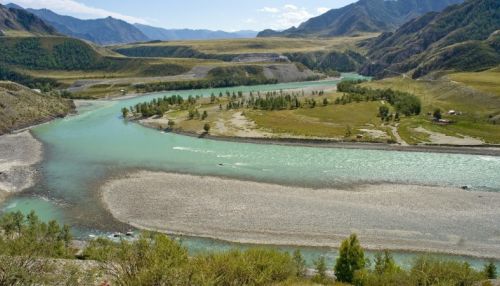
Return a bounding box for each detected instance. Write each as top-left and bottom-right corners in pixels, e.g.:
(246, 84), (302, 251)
(134, 23), (258, 41)
(25, 8), (149, 45)
(258, 0), (464, 38)
(0, 4), (57, 35)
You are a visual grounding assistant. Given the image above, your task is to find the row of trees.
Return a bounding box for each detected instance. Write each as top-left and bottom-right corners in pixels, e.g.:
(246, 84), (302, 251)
(123, 94), (198, 118)
(337, 80), (422, 116)
(0, 212), (497, 285)
(225, 90), (326, 111)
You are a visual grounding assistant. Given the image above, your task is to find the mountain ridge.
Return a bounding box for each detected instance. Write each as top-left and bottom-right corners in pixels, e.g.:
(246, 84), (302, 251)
(258, 0), (464, 38)
(22, 8), (149, 45)
(134, 24), (257, 41)
(5, 3), (258, 44)
(360, 0), (500, 78)
(0, 4), (57, 36)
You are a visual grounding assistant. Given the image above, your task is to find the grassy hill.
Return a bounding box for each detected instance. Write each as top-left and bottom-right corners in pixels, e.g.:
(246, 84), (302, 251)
(361, 0), (500, 78)
(257, 0), (463, 38)
(0, 81), (74, 134)
(0, 36), (214, 91)
(112, 36), (374, 57)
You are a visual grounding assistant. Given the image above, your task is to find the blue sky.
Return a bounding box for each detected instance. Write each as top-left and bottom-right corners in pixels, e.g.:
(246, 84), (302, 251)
(1, 0), (357, 31)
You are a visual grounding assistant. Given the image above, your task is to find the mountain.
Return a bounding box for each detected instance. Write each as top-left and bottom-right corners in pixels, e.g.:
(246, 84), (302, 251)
(0, 4), (57, 36)
(17, 7), (149, 45)
(135, 24), (257, 41)
(360, 0), (500, 78)
(258, 0), (464, 38)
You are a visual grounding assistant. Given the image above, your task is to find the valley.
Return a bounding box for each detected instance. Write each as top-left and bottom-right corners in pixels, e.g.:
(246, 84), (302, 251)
(0, 0), (499, 284)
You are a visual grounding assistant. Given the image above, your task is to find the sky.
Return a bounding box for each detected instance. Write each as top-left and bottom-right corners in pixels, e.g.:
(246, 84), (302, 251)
(0, 0), (357, 31)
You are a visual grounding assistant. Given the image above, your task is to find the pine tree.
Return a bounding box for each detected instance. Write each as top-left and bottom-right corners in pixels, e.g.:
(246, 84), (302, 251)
(293, 250), (306, 277)
(334, 234), (365, 283)
(484, 262), (497, 279)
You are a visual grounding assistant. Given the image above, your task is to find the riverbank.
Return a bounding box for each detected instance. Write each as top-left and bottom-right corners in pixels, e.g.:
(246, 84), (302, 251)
(0, 131), (43, 202)
(102, 171), (500, 260)
(145, 127), (500, 156)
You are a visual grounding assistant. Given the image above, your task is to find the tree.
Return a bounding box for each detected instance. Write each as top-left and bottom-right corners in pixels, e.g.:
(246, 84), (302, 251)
(484, 262), (497, 279)
(121, 107), (129, 118)
(292, 250), (306, 277)
(202, 110), (208, 120)
(312, 256), (328, 283)
(203, 123), (211, 133)
(334, 234), (366, 283)
(433, 108), (442, 121)
(374, 250), (398, 275)
(323, 98), (328, 106)
(379, 106), (390, 120)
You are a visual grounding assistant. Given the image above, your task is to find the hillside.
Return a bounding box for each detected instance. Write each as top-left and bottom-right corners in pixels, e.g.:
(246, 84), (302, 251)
(258, 0), (463, 38)
(17, 7), (149, 45)
(134, 24), (257, 41)
(0, 36), (206, 91)
(360, 0), (500, 78)
(0, 4), (56, 36)
(0, 81), (73, 134)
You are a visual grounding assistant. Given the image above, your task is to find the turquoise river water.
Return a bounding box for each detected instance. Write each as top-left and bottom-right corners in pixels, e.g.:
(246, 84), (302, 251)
(2, 75), (500, 268)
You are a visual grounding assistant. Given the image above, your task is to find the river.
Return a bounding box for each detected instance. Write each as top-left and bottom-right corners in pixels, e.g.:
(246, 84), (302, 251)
(2, 75), (499, 268)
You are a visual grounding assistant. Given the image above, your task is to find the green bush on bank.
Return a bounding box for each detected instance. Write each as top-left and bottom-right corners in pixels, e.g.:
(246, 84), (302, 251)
(0, 212), (496, 285)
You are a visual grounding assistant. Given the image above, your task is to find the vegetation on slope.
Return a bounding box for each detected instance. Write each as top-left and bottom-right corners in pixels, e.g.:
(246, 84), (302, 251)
(0, 81), (74, 135)
(285, 50), (367, 73)
(361, 0), (500, 78)
(0, 36), (203, 94)
(0, 211), (496, 286)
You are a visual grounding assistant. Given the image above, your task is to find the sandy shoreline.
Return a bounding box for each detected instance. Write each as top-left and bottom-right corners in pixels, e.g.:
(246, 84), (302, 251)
(102, 171), (500, 259)
(0, 131), (43, 201)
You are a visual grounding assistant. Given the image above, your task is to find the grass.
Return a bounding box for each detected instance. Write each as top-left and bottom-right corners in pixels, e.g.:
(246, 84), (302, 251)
(113, 34), (378, 55)
(448, 67), (500, 97)
(246, 99), (386, 140)
(363, 72), (500, 144)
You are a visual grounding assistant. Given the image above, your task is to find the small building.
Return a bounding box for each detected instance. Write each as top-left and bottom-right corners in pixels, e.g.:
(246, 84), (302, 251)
(31, 89), (42, 93)
(448, 110), (456, 115)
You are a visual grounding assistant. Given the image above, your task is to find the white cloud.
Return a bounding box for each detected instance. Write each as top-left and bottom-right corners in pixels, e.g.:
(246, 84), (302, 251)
(259, 7), (279, 13)
(1, 0), (148, 24)
(317, 7), (330, 14)
(258, 4), (328, 30)
(284, 4), (298, 10)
